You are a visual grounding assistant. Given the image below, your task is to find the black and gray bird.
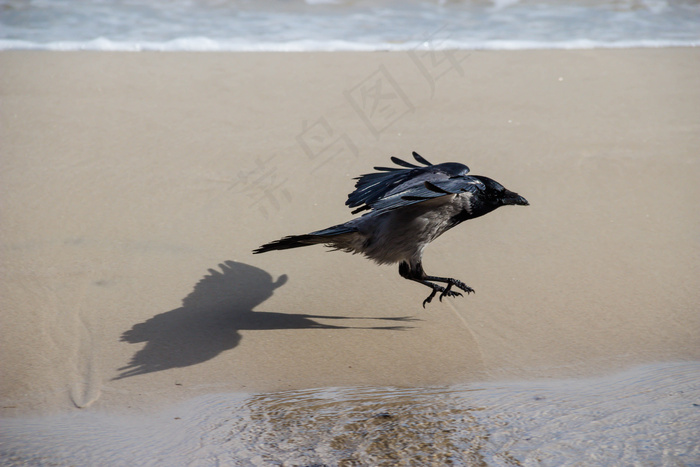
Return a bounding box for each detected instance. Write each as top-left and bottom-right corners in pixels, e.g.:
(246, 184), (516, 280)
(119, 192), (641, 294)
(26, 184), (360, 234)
(253, 152), (529, 307)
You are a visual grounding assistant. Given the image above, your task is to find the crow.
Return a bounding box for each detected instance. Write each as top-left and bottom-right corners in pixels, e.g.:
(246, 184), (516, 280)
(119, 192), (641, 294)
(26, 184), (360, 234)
(253, 152), (529, 307)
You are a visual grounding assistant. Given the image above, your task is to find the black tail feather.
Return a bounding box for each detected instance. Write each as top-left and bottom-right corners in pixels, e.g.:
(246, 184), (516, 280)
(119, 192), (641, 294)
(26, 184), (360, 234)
(253, 234), (322, 254)
(253, 224), (357, 254)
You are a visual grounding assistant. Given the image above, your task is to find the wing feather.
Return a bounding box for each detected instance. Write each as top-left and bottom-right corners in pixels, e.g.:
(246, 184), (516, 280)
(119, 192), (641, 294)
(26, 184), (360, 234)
(411, 151), (433, 166)
(346, 152), (470, 214)
(424, 181), (454, 194)
(369, 177), (484, 212)
(390, 156), (420, 168)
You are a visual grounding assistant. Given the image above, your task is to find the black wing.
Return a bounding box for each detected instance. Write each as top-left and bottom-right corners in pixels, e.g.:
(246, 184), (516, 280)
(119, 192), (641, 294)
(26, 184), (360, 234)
(346, 152), (470, 214)
(369, 176), (485, 212)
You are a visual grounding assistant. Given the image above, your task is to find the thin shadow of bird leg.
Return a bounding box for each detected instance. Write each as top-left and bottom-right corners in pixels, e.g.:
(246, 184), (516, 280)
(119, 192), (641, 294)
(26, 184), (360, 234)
(399, 261), (474, 307)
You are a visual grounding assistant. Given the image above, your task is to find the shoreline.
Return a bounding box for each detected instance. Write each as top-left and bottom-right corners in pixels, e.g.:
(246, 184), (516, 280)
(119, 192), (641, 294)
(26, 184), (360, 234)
(2, 361), (698, 465)
(1, 47), (699, 417)
(3, 42), (699, 53)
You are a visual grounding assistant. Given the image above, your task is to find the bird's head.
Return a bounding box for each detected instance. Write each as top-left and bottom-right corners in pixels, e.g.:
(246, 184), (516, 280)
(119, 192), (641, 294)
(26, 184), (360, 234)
(471, 176), (529, 216)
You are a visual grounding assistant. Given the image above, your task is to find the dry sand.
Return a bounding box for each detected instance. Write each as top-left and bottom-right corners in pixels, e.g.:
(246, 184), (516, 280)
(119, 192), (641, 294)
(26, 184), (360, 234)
(1, 49), (699, 416)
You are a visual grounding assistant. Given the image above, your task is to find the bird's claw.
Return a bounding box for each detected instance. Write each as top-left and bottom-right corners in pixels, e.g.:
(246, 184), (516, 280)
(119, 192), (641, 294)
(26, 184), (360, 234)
(439, 288), (463, 302)
(422, 288), (439, 308)
(451, 280), (475, 295)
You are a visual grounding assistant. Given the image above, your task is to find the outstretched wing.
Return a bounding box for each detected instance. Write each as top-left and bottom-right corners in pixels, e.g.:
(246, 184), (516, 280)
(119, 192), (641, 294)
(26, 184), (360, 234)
(369, 176), (485, 212)
(346, 152), (470, 214)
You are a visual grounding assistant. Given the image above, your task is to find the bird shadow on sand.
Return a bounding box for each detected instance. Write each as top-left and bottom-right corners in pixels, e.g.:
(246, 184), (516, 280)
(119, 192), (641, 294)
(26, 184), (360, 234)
(114, 260), (418, 380)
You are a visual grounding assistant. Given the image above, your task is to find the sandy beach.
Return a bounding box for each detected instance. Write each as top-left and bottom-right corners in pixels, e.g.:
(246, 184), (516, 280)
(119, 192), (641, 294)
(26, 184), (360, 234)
(1, 48), (699, 419)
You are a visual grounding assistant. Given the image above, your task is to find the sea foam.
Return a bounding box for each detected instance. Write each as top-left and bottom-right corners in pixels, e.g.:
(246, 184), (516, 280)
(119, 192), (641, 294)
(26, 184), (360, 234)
(1, 0), (699, 51)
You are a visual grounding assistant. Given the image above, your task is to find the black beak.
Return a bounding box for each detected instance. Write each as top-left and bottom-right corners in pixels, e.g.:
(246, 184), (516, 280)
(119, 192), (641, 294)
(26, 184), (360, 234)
(504, 191), (529, 206)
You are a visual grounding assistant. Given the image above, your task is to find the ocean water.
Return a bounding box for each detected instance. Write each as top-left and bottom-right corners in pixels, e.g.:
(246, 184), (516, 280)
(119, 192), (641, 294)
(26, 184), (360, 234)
(2, 362), (699, 466)
(1, 0), (699, 51)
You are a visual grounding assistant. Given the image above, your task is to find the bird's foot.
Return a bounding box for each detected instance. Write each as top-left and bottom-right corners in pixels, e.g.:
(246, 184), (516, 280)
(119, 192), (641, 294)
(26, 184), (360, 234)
(422, 284), (463, 307)
(438, 283), (463, 302)
(449, 279), (475, 295)
(422, 279), (474, 307)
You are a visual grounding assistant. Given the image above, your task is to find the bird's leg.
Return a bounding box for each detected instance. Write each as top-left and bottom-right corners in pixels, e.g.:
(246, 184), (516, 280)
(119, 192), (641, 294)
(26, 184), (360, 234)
(399, 261), (445, 306)
(399, 261), (474, 307)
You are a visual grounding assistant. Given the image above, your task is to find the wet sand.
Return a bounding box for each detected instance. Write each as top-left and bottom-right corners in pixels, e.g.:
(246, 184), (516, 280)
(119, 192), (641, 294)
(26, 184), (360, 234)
(1, 49), (699, 416)
(2, 362), (698, 465)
